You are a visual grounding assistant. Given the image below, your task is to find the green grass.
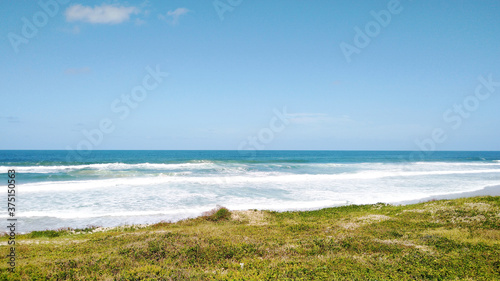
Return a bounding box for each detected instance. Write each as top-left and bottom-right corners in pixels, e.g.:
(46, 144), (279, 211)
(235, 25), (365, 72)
(1, 196), (499, 280)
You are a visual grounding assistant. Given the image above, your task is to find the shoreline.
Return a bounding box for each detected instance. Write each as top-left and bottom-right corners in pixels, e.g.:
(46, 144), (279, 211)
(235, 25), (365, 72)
(14, 185), (500, 235)
(394, 185), (500, 205)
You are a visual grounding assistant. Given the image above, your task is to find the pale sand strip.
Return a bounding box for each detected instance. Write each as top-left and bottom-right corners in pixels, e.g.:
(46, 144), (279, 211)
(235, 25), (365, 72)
(395, 185), (500, 205)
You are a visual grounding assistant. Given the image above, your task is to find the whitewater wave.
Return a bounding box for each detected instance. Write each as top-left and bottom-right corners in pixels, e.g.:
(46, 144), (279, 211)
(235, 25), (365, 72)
(412, 161), (500, 166)
(20, 168), (500, 193)
(4, 160), (500, 174)
(9, 199), (354, 220)
(0, 162), (215, 173)
(15, 207), (210, 219)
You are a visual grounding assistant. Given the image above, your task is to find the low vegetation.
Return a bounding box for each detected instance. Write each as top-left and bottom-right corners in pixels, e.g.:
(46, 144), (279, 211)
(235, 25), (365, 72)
(202, 205), (232, 222)
(1, 196), (499, 280)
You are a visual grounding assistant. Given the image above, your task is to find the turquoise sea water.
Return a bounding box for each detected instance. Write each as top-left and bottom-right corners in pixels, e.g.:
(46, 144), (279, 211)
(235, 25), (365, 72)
(1, 150), (499, 232)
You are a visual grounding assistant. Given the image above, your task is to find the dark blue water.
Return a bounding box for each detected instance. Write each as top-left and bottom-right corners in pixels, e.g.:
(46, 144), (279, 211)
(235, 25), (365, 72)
(3, 150), (499, 165)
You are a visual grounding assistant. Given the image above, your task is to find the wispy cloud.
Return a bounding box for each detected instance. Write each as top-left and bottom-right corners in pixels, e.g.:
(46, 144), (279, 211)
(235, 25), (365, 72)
(71, 123), (87, 132)
(65, 4), (139, 24)
(287, 113), (357, 126)
(64, 67), (91, 75)
(158, 8), (190, 25)
(0, 116), (20, 123)
(135, 18), (146, 26)
(60, 26), (81, 34)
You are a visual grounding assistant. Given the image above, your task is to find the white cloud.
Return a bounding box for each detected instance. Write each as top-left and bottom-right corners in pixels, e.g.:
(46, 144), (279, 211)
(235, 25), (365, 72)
(65, 4), (139, 24)
(158, 8), (190, 25)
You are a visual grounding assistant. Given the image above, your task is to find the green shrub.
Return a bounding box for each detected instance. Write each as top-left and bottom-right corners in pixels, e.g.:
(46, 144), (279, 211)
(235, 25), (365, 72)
(203, 205), (231, 222)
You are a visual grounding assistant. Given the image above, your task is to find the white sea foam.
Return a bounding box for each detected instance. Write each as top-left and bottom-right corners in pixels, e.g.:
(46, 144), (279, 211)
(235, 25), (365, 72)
(19, 168), (500, 193)
(0, 162), (215, 173)
(412, 161), (500, 167)
(5, 161), (499, 174)
(8, 200), (350, 220)
(7, 158), (500, 232)
(16, 207), (211, 219)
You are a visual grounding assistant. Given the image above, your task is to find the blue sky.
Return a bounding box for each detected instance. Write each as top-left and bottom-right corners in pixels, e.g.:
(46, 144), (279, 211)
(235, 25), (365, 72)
(1, 0), (499, 150)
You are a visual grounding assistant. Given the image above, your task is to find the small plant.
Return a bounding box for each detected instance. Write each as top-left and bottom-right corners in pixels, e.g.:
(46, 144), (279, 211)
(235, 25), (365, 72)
(73, 225), (99, 233)
(202, 205), (231, 222)
(29, 230), (64, 238)
(150, 220), (172, 229)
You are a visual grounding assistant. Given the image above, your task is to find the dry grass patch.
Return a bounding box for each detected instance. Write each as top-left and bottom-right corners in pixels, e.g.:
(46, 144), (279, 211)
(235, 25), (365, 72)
(339, 214), (391, 230)
(417, 202), (456, 214)
(357, 214), (391, 223)
(463, 202), (494, 212)
(374, 239), (434, 253)
(451, 214), (486, 224)
(402, 208), (427, 213)
(423, 227), (500, 246)
(231, 210), (270, 225)
(0, 237), (90, 246)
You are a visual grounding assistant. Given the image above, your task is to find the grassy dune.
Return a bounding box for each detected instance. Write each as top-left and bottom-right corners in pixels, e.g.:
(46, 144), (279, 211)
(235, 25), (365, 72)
(1, 196), (499, 280)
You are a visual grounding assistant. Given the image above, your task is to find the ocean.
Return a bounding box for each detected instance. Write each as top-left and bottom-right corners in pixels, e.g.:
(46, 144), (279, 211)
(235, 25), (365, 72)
(1, 150), (499, 233)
